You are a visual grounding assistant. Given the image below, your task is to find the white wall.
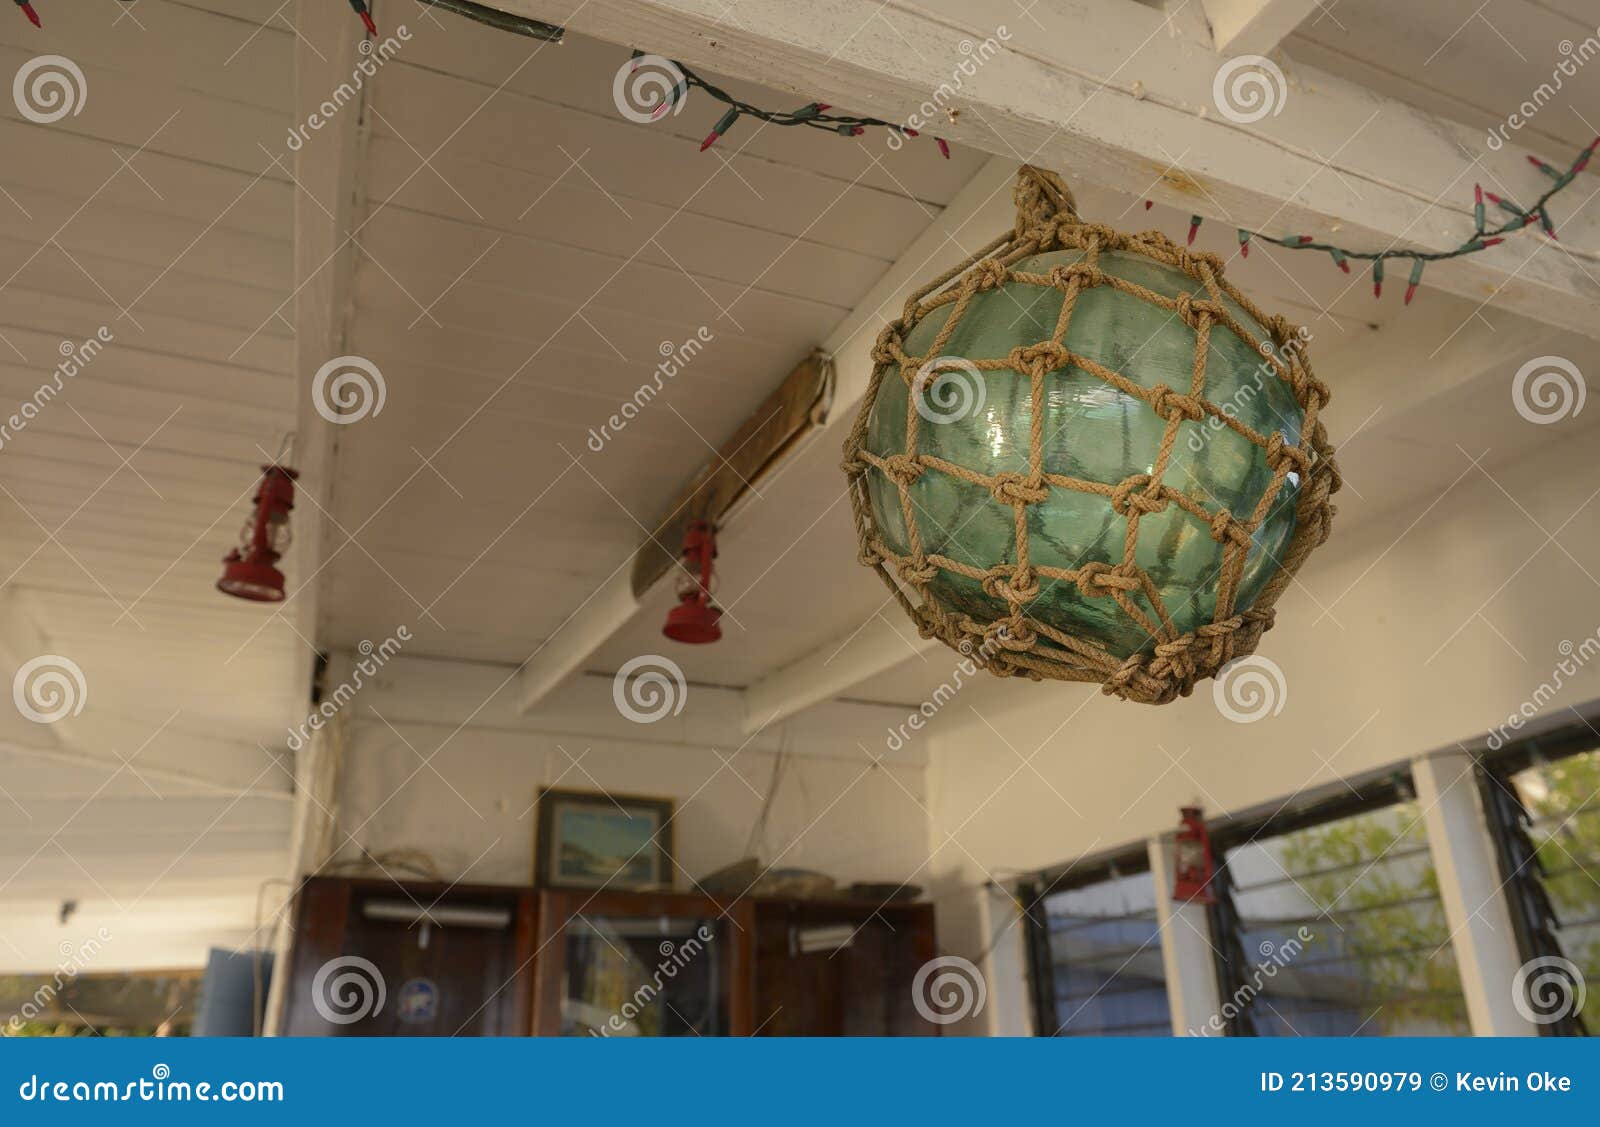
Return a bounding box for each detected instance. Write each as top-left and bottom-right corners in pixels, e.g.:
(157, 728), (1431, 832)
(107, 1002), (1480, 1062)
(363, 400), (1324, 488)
(326, 654), (932, 892)
(922, 428), (1600, 1027)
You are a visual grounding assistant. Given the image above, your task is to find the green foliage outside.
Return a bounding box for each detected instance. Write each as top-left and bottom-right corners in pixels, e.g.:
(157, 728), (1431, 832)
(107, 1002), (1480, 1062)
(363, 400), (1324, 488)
(1278, 803), (1470, 1034)
(1275, 754), (1600, 1036)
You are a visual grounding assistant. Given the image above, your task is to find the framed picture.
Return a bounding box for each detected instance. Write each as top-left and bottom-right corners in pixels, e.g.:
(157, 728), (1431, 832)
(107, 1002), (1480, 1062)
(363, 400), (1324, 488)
(533, 787), (675, 891)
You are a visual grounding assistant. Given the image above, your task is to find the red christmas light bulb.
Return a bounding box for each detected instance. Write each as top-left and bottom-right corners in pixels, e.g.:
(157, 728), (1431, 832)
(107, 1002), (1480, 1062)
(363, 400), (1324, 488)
(18, 1), (40, 26)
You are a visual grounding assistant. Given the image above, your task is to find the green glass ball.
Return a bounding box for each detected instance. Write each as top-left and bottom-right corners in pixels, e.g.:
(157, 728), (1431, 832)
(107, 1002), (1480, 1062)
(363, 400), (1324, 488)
(864, 249), (1304, 660)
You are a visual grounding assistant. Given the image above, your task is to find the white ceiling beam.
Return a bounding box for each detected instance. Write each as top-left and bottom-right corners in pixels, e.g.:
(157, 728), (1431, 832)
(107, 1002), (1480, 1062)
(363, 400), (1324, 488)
(1200, 0), (1323, 55)
(288, 0), (366, 701)
(742, 615), (940, 735)
(477, 0), (1600, 339)
(516, 156), (1014, 715)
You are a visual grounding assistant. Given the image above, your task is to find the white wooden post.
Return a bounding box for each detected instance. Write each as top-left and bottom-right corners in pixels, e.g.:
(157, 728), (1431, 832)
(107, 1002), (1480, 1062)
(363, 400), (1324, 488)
(1148, 835), (1224, 1036)
(1412, 751), (1539, 1036)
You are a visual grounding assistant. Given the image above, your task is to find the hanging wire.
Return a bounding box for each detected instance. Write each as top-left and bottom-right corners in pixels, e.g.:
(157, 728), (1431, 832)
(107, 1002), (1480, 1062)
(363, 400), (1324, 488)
(413, 0), (565, 42)
(632, 52), (949, 156)
(273, 431), (297, 467)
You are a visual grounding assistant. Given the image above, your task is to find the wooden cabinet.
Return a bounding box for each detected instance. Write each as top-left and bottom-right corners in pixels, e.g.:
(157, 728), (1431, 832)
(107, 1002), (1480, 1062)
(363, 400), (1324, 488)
(752, 898), (940, 1036)
(279, 877), (536, 1036)
(282, 880), (937, 1036)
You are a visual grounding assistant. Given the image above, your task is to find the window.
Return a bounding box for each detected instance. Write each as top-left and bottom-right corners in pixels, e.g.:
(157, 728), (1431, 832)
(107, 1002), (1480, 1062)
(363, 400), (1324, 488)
(1213, 793), (1471, 1036)
(1025, 857), (1171, 1036)
(1483, 743), (1600, 1035)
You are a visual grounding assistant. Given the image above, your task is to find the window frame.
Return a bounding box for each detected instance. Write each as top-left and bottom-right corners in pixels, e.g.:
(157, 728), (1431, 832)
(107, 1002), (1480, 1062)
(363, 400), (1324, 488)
(1021, 844), (1162, 1038)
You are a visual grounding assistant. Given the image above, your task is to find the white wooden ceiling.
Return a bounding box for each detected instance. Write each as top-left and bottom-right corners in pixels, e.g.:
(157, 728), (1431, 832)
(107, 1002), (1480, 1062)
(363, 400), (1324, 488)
(0, 0), (301, 974)
(319, 1), (1600, 704)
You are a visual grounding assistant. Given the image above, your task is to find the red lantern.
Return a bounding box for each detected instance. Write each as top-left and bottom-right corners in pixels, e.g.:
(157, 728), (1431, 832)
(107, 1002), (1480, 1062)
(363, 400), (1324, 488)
(1172, 805), (1216, 904)
(662, 520), (722, 644)
(218, 464), (298, 602)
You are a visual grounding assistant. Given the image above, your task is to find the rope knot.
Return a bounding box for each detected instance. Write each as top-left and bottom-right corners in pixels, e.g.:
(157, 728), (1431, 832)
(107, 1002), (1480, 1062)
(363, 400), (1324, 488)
(1072, 560), (1140, 598)
(991, 618), (1035, 651)
(1047, 262), (1101, 290)
(989, 471), (1050, 506)
(1265, 433), (1312, 478)
(871, 323), (906, 367)
(982, 564), (1040, 605)
(1007, 340), (1069, 379)
(896, 558), (939, 586)
(880, 453), (926, 488)
(1147, 383), (1206, 423)
(1301, 376), (1332, 411)
(1110, 473), (1168, 517)
(1103, 653), (1147, 697)
(972, 259), (1010, 292)
(1207, 509), (1251, 547)
(1172, 292), (1223, 329)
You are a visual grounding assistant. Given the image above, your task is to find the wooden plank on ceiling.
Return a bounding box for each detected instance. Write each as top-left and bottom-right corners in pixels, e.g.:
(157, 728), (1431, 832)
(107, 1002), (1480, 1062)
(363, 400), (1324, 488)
(630, 350), (830, 596)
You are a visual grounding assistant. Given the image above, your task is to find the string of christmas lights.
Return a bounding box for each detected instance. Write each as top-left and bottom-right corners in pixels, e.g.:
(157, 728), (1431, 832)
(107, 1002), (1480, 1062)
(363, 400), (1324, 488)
(627, 50), (950, 157)
(1177, 136), (1600, 305)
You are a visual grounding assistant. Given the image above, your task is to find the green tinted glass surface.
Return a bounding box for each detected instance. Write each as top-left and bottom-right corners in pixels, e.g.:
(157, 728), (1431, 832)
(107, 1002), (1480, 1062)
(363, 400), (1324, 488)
(865, 249), (1302, 659)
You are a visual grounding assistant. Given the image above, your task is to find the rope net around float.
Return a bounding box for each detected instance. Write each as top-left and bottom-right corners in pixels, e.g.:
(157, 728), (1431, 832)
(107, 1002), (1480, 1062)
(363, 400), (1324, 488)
(842, 165), (1341, 705)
